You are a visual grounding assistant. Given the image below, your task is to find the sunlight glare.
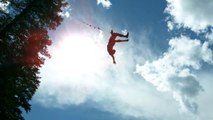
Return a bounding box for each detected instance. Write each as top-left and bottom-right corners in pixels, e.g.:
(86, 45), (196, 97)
(49, 32), (108, 78)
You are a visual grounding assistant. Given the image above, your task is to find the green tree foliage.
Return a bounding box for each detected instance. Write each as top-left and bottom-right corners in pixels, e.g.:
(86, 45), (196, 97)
(0, 0), (68, 119)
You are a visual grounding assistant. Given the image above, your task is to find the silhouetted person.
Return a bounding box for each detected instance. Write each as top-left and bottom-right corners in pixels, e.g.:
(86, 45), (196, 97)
(107, 30), (129, 64)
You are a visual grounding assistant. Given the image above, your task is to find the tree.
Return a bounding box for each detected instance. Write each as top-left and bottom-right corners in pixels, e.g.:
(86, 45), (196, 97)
(0, 0), (68, 119)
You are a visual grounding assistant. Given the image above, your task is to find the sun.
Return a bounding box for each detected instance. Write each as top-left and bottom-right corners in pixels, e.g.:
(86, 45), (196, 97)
(48, 32), (109, 77)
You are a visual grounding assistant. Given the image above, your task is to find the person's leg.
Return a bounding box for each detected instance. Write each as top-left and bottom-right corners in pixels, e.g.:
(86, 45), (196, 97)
(115, 39), (128, 42)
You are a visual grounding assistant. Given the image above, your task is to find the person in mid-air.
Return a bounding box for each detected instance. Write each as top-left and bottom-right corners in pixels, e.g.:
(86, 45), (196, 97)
(107, 30), (129, 64)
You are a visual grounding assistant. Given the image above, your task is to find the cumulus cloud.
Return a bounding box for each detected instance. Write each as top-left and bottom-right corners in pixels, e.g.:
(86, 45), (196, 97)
(197, 72), (213, 120)
(136, 35), (213, 114)
(34, 25), (188, 120)
(165, 0), (213, 32)
(58, 3), (72, 18)
(96, 0), (112, 9)
(205, 30), (213, 44)
(0, 1), (10, 13)
(121, 29), (128, 36)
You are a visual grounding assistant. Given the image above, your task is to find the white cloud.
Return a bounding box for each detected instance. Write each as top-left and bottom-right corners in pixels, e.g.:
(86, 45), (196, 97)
(165, 0), (213, 32)
(58, 3), (72, 18)
(136, 35), (213, 114)
(96, 0), (112, 9)
(121, 29), (128, 35)
(34, 26), (190, 119)
(197, 72), (213, 120)
(205, 30), (213, 44)
(0, 1), (10, 13)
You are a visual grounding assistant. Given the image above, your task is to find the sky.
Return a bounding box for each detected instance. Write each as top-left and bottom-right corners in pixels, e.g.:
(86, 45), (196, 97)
(23, 0), (213, 120)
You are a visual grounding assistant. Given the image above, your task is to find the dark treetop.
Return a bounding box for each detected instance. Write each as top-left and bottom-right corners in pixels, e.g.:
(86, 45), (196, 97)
(0, 0), (68, 120)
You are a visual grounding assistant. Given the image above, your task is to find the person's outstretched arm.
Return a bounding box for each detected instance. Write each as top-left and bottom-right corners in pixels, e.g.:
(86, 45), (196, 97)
(113, 32), (129, 38)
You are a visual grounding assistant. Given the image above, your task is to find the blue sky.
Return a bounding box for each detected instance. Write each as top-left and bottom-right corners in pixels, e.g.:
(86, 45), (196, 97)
(23, 0), (213, 120)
